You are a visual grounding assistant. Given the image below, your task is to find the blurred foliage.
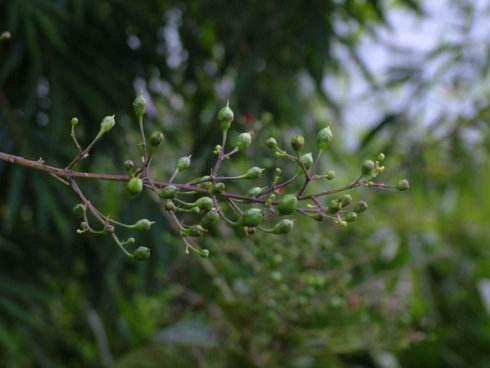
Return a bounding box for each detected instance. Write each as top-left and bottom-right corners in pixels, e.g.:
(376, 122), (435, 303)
(2, 0), (490, 367)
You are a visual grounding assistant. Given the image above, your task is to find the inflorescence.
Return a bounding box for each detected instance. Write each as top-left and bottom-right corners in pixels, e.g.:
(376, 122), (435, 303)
(0, 95), (410, 261)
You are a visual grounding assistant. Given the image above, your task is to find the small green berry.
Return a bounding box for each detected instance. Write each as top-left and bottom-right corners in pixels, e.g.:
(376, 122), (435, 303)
(271, 219), (295, 234)
(133, 246), (151, 261)
(240, 208), (264, 227)
(199, 249), (210, 258)
(211, 182), (226, 194)
(195, 196), (213, 212)
(185, 225), (207, 237)
(248, 187), (264, 196)
(201, 209), (220, 229)
(340, 194), (352, 207)
(316, 125), (333, 150)
(345, 212), (358, 223)
(133, 94), (146, 118)
(218, 102), (234, 130)
(150, 131), (164, 147)
(71, 117), (79, 127)
(354, 201), (368, 213)
(300, 153), (314, 170)
(73, 203), (85, 217)
(243, 166), (264, 179)
(361, 160), (375, 176)
(236, 132), (252, 150)
(325, 170), (336, 180)
(133, 219), (156, 231)
(165, 200), (176, 211)
(277, 194), (298, 215)
(377, 153), (385, 162)
(291, 135), (304, 152)
(127, 177), (143, 195)
(100, 115), (116, 134)
(266, 137), (278, 149)
(176, 155), (191, 171)
(159, 185), (178, 199)
(397, 179), (410, 191)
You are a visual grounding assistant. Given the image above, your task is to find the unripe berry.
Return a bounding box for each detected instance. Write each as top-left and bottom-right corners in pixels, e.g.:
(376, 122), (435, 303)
(345, 212), (358, 223)
(325, 170), (336, 180)
(185, 225), (207, 237)
(240, 208), (264, 227)
(218, 102), (234, 130)
(133, 219), (156, 231)
(248, 187), (263, 196)
(165, 200), (176, 211)
(100, 115), (116, 134)
(354, 200), (368, 213)
(397, 179), (410, 191)
(133, 94), (146, 118)
(159, 185), (178, 199)
(377, 153), (385, 162)
(73, 203), (85, 217)
(195, 196), (213, 212)
(277, 194), (298, 215)
(133, 246), (151, 261)
(150, 131), (164, 147)
(300, 153), (314, 170)
(200, 249), (210, 258)
(340, 194), (352, 207)
(176, 155), (191, 171)
(266, 137), (278, 149)
(271, 219), (294, 234)
(201, 209), (220, 229)
(316, 125), (333, 150)
(71, 117), (79, 127)
(211, 182), (226, 194)
(291, 135), (304, 152)
(127, 177), (143, 195)
(361, 160), (375, 176)
(236, 132), (252, 150)
(243, 166), (264, 179)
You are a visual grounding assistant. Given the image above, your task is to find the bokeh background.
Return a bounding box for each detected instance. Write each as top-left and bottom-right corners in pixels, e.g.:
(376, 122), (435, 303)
(1, 0), (490, 367)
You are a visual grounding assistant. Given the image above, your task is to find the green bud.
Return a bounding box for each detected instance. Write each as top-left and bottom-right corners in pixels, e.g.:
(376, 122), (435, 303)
(100, 115), (116, 134)
(133, 246), (151, 261)
(73, 203), (85, 217)
(195, 196), (213, 212)
(71, 117), (79, 127)
(184, 225), (207, 237)
(127, 177), (143, 195)
(159, 185), (178, 199)
(200, 249), (210, 258)
(201, 209), (220, 229)
(354, 200), (368, 213)
(300, 153), (314, 170)
(124, 160), (135, 173)
(316, 125), (333, 150)
(218, 102), (234, 130)
(361, 160), (375, 176)
(211, 182), (226, 194)
(325, 170), (336, 180)
(240, 208), (264, 227)
(150, 131), (164, 147)
(176, 155), (191, 171)
(266, 137), (278, 149)
(271, 219), (294, 234)
(248, 187), (264, 196)
(377, 153), (385, 162)
(327, 199), (341, 214)
(243, 166), (264, 179)
(397, 179), (410, 191)
(133, 218), (155, 231)
(236, 132), (252, 150)
(165, 200), (176, 211)
(340, 194), (352, 207)
(291, 135), (304, 152)
(133, 94), (146, 118)
(345, 212), (358, 223)
(277, 194), (298, 215)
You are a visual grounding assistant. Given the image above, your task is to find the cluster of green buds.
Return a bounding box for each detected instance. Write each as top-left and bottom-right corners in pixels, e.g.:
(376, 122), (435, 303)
(57, 94), (410, 261)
